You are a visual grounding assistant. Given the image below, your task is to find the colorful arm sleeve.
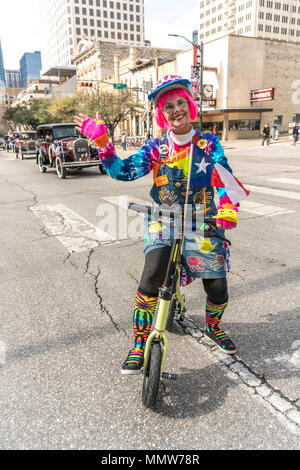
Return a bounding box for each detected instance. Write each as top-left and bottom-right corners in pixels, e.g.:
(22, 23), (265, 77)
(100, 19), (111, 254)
(99, 142), (154, 181)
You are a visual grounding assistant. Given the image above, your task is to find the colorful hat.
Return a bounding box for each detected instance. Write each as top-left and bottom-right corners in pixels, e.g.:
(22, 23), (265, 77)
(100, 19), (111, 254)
(148, 74), (192, 106)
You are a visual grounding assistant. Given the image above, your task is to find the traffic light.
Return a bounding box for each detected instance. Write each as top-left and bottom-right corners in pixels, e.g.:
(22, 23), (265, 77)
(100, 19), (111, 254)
(79, 81), (93, 87)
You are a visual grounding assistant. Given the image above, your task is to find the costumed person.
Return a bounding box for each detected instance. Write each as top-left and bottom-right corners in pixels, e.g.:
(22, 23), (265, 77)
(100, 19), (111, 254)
(74, 75), (249, 375)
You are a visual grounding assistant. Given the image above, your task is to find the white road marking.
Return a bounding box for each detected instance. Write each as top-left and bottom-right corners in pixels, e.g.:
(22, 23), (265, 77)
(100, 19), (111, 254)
(239, 200), (293, 217)
(246, 184), (300, 200)
(102, 195), (151, 212)
(103, 195), (294, 219)
(269, 177), (300, 186)
(0, 341), (6, 365)
(30, 204), (114, 253)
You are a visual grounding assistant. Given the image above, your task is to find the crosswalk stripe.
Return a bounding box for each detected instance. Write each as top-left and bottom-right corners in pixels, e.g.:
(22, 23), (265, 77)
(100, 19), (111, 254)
(103, 195), (294, 218)
(268, 177), (300, 186)
(239, 200), (293, 217)
(245, 184), (300, 201)
(30, 203), (115, 253)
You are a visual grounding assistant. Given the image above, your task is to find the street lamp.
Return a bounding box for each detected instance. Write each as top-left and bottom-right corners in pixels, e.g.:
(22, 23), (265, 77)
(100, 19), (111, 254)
(168, 33), (203, 132)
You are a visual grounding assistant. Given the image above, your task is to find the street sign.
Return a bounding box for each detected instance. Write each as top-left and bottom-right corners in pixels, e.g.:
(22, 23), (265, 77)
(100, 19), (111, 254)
(113, 83), (127, 89)
(202, 98), (217, 108)
(203, 66), (218, 72)
(132, 87), (142, 92)
(250, 87), (274, 102)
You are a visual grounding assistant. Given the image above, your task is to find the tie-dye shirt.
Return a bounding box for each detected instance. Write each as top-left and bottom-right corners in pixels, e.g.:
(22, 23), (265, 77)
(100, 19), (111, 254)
(98, 130), (232, 202)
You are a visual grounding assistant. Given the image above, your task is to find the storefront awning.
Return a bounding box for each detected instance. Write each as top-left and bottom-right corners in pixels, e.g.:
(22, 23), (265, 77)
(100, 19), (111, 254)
(203, 107), (273, 114)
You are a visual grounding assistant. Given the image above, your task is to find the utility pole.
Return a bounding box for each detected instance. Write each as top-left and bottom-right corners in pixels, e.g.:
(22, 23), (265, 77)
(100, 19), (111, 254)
(192, 42), (204, 132)
(168, 34), (203, 131)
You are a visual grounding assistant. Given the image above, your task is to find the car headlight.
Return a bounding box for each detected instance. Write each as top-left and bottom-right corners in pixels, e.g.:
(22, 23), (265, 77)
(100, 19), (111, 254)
(67, 142), (74, 150)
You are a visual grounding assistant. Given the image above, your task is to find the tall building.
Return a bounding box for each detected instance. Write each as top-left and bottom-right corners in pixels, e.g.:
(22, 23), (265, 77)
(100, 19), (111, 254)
(199, 0), (300, 43)
(0, 39), (5, 87)
(20, 51), (42, 88)
(5, 70), (22, 88)
(40, 0), (146, 73)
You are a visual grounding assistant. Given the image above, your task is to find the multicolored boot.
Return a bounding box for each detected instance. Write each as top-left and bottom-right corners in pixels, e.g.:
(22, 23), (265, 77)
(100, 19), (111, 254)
(204, 298), (237, 354)
(121, 292), (158, 375)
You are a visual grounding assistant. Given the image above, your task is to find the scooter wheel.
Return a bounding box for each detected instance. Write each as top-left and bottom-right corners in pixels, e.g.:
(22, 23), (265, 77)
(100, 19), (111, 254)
(142, 342), (162, 409)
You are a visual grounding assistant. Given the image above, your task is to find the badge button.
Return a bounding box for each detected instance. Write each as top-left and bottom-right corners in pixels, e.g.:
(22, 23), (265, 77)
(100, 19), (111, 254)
(175, 182), (181, 188)
(159, 144), (169, 156)
(197, 139), (207, 150)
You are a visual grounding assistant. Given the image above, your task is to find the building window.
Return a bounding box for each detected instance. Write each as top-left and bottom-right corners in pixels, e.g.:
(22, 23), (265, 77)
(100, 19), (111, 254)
(274, 115), (282, 126)
(229, 120), (260, 131)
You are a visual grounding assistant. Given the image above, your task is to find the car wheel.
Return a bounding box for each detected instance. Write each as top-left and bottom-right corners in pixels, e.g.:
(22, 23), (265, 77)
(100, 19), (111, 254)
(38, 153), (46, 173)
(56, 156), (67, 179)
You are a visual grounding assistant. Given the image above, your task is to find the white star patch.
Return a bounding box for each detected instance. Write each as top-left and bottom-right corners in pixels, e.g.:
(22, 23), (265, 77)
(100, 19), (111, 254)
(195, 158), (211, 174)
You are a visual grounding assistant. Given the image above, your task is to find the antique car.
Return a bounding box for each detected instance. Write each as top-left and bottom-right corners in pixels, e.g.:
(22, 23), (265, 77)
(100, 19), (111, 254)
(14, 131), (37, 159)
(36, 123), (106, 179)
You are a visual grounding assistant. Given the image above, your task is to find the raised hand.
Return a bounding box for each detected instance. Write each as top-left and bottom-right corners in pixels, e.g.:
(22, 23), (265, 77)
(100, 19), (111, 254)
(74, 113), (88, 132)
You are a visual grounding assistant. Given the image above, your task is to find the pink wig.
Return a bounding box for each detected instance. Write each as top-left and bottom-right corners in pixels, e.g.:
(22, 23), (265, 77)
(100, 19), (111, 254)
(155, 89), (199, 130)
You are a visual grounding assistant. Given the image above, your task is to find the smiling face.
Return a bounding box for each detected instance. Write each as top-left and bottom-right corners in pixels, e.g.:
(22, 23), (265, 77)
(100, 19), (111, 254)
(161, 93), (191, 134)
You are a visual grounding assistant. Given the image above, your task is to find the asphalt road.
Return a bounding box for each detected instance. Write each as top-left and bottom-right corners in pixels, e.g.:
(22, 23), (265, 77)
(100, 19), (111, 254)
(0, 140), (299, 450)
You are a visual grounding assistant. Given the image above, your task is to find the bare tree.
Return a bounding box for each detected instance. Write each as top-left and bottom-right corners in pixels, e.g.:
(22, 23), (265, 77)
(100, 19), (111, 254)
(76, 87), (144, 144)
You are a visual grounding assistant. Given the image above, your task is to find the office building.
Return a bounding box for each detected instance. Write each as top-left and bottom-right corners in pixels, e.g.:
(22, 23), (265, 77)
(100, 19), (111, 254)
(199, 0), (300, 43)
(40, 0), (146, 72)
(20, 51), (42, 88)
(5, 70), (22, 89)
(177, 33), (300, 139)
(0, 39), (5, 87)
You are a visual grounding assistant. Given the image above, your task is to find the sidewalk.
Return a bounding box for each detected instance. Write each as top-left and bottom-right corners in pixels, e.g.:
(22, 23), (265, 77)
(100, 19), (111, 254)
(222, 134), (290, 150)
(115, 134), (291, 157)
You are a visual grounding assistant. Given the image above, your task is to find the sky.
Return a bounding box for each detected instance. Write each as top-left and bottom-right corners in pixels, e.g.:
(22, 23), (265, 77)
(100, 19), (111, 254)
(0, 0), (199, 69)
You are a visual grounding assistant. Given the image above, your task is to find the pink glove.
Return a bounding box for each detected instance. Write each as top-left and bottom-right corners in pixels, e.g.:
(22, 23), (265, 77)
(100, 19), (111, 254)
(215, 196), (239, 229)
(81, 118), (109, 148)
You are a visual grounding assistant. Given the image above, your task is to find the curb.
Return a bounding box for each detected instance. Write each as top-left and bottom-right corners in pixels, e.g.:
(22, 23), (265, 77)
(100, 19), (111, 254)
(178, 317), (300, 433)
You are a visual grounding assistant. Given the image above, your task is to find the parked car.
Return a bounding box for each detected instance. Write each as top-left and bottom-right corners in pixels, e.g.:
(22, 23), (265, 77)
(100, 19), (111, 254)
(0, 137), (5, 150)
(14, 131), (37, 159)
(36, 123), (106, 179)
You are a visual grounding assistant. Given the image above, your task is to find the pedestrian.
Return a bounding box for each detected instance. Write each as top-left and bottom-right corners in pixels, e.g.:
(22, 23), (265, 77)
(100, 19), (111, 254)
(293, 123), (299, 146)
(121, 133), (127, 151)
(275, 128), (279, 140)
(74, 74), (249, 374)
(261, 123), (270, 146)
(271, 124), (277, 139)
(4, 136), (9, 152)
(213, 124), (217, 134)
